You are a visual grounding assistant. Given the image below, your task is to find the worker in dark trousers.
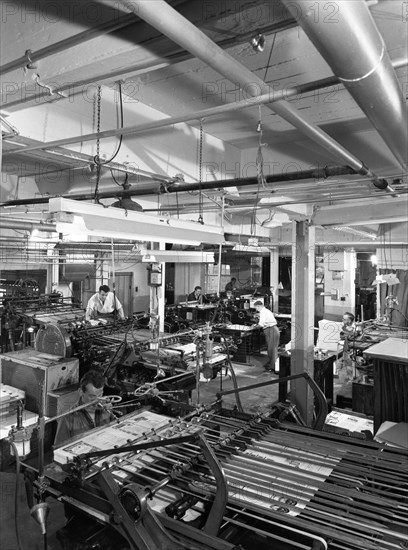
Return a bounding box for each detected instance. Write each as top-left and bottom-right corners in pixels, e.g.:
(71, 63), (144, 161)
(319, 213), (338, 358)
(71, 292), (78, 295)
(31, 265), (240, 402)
(254, 300), (280, 372)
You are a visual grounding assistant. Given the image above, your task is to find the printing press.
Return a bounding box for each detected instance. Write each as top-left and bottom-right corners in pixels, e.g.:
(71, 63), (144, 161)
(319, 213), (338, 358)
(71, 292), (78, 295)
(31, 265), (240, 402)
(1, 291), (86, 352)
(32, 319), (233, 407)
(23, 390), (408, 550)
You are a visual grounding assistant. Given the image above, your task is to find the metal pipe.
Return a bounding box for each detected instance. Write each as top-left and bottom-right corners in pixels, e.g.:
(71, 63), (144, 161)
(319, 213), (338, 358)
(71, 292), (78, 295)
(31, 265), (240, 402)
(44, 150), (173, 183)
(0, 13), (139, 75)
(1, 17), (299, 110)
(0, 165), (356, 207)
(148, 190), (408, 213)
(281, 0), (408, 172)
(0, 237), (34, 242)
(3, 54), (407, 170)
(0, 220), (56, 232)
(2, 88), (295, 155)
(118, 0), (394, 193)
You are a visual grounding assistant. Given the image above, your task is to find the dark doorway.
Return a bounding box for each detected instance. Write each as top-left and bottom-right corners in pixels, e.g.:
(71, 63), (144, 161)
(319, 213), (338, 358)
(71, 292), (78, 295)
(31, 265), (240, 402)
(165, 263), (175, 305)
(113, 272), (133, 317)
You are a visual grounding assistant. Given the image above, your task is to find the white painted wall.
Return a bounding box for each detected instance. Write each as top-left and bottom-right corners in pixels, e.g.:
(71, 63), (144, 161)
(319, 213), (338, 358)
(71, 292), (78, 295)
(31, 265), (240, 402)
(376, 247), (408, 270)
(323, 251), (356, 320)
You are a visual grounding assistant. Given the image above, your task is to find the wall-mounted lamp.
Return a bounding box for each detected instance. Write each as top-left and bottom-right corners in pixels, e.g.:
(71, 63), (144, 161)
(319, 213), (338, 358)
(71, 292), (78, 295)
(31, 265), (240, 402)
(251, 33), (266, 52)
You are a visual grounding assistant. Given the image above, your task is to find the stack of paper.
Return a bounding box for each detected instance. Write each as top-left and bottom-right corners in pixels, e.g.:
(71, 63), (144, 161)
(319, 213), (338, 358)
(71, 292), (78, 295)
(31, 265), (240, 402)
(0, 384), (25, 418)
(54, 410), (171, 465)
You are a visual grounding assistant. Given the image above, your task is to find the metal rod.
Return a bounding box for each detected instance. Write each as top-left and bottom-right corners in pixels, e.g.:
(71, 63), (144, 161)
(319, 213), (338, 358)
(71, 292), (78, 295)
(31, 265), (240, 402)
(0, 13), (139, 75)
(0, 165), (356, 207)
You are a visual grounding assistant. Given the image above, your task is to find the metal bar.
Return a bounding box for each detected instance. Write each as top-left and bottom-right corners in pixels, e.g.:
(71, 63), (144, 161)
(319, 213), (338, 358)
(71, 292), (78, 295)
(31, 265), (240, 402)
(0, 13), (139, 75)
(216, 372), (328, 430)
(0, 166), (358, 208)
(78, 433), (200, 460)
(197, 433), (228, 537)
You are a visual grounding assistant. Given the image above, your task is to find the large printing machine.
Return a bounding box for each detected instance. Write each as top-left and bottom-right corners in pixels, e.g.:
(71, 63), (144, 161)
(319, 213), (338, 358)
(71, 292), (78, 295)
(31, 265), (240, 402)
(0, 290), (85, 353)
(10, 379), (408, 550)
(1, 294), (407, 548)
(0, 294), (241, 472)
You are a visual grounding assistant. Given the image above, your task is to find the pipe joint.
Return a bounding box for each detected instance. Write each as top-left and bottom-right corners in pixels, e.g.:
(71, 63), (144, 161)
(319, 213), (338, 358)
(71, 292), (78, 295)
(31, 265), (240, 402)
(338, 43), (385, 83)
(357, 163), (370, 177)
(372, 178), (389, 191)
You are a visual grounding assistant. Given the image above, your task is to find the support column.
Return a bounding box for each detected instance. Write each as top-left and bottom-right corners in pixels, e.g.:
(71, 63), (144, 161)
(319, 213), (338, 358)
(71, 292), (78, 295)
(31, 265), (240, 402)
(269, 247), (279, 312)
(148, 243), (166, 332)
(290, 220), (315, 426)
(158, 243), (165, 332)
(48, 249), (59, 293)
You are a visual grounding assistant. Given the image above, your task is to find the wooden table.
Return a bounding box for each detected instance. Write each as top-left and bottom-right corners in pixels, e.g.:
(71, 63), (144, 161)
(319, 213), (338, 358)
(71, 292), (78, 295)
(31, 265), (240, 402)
(364, 337), (408, 432)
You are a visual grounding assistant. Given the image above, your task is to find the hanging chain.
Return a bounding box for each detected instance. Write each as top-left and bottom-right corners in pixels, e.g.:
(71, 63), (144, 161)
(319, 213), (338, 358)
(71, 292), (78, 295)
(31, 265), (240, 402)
(198, 119), (204, 224)
(250, 106), (267, 236)
(95, 85), (101, 163)
(93, 86), (102, 202)
(256, 105), (266, 188)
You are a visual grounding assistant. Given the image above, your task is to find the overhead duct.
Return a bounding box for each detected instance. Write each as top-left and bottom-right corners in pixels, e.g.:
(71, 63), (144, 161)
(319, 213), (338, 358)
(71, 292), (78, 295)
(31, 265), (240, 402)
(281, 0), (408, 172)
(117, 0), (394, 193)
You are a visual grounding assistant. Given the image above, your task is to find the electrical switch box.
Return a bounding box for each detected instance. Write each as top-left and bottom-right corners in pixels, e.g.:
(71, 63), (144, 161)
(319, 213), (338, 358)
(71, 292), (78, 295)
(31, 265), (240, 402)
(331, 288), (339, 300)
(327, 251), (346, 271)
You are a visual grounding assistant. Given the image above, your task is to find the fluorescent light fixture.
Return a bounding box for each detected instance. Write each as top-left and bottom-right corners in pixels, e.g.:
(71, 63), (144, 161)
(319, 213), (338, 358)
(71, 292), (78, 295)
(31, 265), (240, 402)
(332, 226), (378, 240)
(139, 250), (215, 264)
(49, 198), (224, 246)
(233, 243), (271, 253)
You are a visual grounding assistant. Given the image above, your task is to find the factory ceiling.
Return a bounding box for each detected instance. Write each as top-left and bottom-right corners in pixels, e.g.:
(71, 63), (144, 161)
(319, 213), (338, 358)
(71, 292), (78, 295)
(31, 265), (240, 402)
(0, 0), (407, 251)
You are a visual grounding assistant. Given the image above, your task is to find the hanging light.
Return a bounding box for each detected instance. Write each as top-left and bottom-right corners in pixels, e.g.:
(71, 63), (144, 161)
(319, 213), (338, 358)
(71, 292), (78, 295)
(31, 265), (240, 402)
(251, 33), (266, 52)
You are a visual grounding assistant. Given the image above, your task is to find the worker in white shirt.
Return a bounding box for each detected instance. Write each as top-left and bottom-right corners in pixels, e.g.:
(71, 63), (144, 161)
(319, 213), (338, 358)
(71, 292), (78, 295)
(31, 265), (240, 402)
(253, 300), (280, 372)
(85, 285), (125, 321)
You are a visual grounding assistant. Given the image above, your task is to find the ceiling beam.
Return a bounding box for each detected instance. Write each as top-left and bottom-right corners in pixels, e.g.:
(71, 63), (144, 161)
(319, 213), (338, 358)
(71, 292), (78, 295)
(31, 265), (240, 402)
(312, 199), (408, 227)
(116, 0), (395, 194)
(1, 2), (297, 110)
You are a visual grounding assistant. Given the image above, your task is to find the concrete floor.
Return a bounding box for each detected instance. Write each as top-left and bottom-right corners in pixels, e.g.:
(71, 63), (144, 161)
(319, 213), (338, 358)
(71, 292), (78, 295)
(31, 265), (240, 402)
(0, 351), (345, 550)
(192, 352), (281, 414)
